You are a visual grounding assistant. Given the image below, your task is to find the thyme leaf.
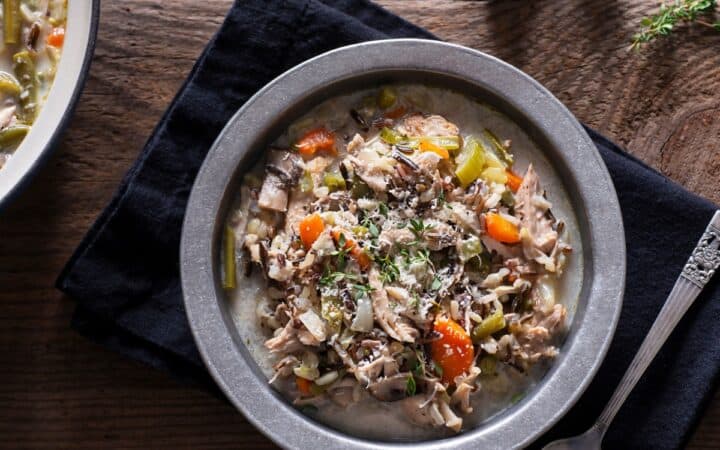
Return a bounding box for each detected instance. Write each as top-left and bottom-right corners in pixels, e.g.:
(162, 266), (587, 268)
(330, 232), (351, 269)
(351, 283), (374, 297)
(319, 270), (359, 286)
(378, 254), (400, 284)
(378, 202), (389, 217)
(406, 374), (417, 396)
(430, 275), (442, 291)
(632, 0), (719, 49)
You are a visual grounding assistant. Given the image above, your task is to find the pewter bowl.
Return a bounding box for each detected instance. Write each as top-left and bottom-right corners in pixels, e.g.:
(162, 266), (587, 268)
(180, 39), (625, 450)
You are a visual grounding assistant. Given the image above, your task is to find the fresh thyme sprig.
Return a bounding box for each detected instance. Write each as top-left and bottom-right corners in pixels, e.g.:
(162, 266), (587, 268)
(351, 283), (374, 297)
(319, 270), (359, 286)
(632, 0), (719, 49)
(411, 248), (435, 271)
(406, 218), (434, 245)
(378, 253), (400, 284)
(329, 232), (351, 269)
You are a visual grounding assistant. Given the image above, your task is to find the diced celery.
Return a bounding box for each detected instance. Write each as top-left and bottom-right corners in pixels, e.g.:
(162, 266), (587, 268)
(294, 365), (320, 381)
(459, 236), (482, 262)
(472, 308), (506, 342)
(377, 87), (397, 109)
(481, 167), (508, 184)
(352, 225), (368, 237)
(320, 296), (343, 335)
(380, 127), (403, 145)
(222, 226), (236, 290)
(483, 128), (514, 166)
(323, 171), (346, 192)
(454, 136), (486, 187)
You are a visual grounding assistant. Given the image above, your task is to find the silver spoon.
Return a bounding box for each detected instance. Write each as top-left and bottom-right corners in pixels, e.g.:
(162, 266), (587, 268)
(543, 210), (720, 450)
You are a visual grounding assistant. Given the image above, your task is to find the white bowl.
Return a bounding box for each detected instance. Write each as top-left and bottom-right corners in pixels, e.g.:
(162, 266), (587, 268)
(0, 0), (100, 210)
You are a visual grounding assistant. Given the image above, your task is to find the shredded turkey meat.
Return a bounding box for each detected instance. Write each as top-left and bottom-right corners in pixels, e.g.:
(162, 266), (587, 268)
(229, 86), (573, 434)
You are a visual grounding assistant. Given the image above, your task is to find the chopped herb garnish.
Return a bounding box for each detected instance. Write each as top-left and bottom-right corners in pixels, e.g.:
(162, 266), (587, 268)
(412, 248), (433, 268)
(430, 275), (442, 291)
(378, 254), (400, 284)
(368, 222), (379, 238)
(330, 232), (351, 269)
(399, 248), (411, 266)
(437, 189), (452, 210)
(405, 374), (417, 396)
(378, 202), (389, 217)
(412, 354), (425, 377)
(413, 348), (425, 377)
(351, 283), (374, 297)
(337, 232), (346, 248)
(319, 270), (359, 286)
(408, 218), (433, 239)
(409, 293), (420, 310)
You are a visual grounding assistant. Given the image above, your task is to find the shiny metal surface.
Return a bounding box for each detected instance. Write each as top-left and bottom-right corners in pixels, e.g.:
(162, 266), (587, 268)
(544, 211), (720, 450)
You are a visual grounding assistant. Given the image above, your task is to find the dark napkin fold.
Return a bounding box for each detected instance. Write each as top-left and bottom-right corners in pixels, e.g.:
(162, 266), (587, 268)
(57, 1), (720, 448)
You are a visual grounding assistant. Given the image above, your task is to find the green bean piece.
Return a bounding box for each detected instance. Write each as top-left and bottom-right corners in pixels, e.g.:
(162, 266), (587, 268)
(223, 225), (237, 290)
(483, 128), (514, 166)
(13, 51), (39, 124)
(379, 127), (403, 145)
(472, 308), (506, 342)
(0, 124), (29, 150)
(320, 295), (343, 335)
(0, 71), (21, 97)
(377, 87), (397, 109)
(3, 0), (21, 44)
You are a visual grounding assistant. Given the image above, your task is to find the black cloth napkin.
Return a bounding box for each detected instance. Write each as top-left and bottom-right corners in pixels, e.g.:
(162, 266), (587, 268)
(57, 1), (720, 448)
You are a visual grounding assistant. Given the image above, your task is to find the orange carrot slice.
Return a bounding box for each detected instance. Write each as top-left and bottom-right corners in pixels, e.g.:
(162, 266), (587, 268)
(485, 212), (520, 244)
(430, 316), (475, 385)
(299, 214), (324, 249)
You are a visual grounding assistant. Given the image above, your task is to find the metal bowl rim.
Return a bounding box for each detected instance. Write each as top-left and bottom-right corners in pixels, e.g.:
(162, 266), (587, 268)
(180, 39), (626, 450)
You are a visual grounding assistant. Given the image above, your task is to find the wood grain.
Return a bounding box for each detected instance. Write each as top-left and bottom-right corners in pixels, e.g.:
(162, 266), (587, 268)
(0, 1), (718, 448)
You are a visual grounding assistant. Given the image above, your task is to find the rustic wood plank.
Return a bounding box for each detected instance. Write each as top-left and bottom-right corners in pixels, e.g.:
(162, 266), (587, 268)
(0, 0), (717, 448)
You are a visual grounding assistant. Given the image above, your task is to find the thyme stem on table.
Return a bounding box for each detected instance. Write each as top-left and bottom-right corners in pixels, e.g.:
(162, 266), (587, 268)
(632, 0), (720, 49)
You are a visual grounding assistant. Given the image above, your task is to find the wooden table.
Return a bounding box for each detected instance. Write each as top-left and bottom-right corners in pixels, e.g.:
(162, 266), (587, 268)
(1, 1), (718, 448)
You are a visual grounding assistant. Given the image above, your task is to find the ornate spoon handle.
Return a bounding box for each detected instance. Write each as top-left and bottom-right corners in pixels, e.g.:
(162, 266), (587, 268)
(596, 211), (720, 431)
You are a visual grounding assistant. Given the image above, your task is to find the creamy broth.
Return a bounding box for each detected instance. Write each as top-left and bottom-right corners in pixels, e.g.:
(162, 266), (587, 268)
(227, 84), (582, 440)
